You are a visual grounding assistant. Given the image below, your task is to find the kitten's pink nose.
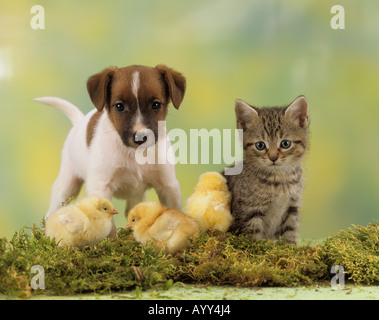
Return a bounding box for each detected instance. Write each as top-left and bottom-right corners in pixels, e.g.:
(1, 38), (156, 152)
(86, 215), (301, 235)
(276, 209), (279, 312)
(269, 154), (279, 163)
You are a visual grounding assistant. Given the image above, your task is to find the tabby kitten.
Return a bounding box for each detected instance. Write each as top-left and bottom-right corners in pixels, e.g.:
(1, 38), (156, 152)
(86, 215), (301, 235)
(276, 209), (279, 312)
(225, 96), (309, 244)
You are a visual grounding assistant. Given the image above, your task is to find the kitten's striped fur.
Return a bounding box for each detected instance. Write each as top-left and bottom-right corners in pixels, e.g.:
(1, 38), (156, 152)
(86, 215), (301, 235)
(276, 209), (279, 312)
(225, 96), (309, 244)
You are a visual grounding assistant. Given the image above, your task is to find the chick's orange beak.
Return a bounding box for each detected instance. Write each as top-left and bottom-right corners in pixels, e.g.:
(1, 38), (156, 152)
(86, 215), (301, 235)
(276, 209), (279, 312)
(111, 209), (119, 215)
(125, 224), (132, 230)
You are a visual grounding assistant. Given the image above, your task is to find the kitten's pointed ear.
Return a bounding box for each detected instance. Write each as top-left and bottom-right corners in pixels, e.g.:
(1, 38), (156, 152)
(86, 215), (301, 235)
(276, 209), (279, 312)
(235, 99), (259, 129)
(285, 96), (309, 128)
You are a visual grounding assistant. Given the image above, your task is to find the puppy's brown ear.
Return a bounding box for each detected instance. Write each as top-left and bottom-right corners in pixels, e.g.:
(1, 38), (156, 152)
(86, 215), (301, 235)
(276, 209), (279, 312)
(155, 65), (186, 109)
(87, 66), (118, 111)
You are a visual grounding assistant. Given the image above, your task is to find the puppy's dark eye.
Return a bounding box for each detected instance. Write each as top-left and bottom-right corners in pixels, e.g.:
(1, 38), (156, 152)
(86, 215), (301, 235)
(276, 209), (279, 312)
(152, 101), (162, 111)
(280, 140), (291, 149)
(255, 141), (266, 151)
(115, 103), (125, 112)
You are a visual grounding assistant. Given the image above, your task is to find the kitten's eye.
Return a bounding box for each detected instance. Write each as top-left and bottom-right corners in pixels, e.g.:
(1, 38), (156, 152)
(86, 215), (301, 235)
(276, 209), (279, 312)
(255, 141), (266, 151)
(115, 103), (125, 112)
(280, 140), (291, 149)
(152, 101), (162, 111)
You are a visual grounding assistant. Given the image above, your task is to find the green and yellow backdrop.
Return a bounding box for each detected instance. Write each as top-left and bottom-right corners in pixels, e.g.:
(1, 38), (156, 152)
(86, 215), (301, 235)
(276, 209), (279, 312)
(1, 1), (378, 240)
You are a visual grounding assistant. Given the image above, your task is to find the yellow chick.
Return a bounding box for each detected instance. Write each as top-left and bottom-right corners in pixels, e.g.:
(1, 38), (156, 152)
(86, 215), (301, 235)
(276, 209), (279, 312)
(126, 202), (199, 254)
(45, 196), (118, 248)
(185, 171), (233, 232)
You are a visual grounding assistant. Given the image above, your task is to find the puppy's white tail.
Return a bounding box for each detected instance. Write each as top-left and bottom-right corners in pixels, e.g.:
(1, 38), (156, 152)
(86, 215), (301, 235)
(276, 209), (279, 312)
(34, 96), (85, 126)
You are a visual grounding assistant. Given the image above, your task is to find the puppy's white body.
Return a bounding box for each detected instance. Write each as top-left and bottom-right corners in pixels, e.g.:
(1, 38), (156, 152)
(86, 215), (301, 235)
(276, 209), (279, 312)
(38, 65), (186, 238)
(39, 98), (181, 221)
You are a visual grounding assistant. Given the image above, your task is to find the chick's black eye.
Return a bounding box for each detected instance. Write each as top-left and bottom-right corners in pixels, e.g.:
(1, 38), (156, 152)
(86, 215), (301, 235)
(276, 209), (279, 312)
(255, 141), (266, 151)
(102, 206), (108, 211)
(280, 140), (291, 149)
(152, 101), (162, 111)
(115, 103), (125, 112)
(132, 218), (136, 222)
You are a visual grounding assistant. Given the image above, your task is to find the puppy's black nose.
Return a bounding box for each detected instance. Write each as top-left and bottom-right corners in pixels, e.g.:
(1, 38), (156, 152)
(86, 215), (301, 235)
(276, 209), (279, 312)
(133, 132), (147, 145)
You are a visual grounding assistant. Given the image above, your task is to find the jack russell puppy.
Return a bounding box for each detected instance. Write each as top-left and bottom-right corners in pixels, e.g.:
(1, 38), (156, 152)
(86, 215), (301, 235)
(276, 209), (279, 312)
(36, 64), (186, 237)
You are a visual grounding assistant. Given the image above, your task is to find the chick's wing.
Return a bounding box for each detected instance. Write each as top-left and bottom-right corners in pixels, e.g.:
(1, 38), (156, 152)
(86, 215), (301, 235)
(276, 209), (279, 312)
(58, 207), (90, 234)
(149, 212), (180, 242)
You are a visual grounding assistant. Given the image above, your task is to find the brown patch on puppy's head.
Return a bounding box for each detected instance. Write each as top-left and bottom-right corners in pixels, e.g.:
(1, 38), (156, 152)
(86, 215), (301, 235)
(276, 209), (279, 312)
(87, 65), (186, 148)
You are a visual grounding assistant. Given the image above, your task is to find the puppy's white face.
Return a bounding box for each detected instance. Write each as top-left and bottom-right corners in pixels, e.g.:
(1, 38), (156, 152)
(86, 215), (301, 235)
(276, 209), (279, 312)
(87, 65), (186, 148)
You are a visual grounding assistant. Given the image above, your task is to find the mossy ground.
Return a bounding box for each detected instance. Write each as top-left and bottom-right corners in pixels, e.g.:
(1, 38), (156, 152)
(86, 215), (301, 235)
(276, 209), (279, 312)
(0, 221), (378, 299)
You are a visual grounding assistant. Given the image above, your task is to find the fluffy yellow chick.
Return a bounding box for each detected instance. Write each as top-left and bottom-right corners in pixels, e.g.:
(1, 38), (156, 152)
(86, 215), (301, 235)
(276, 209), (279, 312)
(185, 171), (233, 232)
(45, 196), (118, 248)
(126, 202), (199, 254)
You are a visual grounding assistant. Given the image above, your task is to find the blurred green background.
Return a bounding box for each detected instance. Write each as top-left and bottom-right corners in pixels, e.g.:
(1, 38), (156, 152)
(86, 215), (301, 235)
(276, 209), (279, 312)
(1, 0), (378, 240)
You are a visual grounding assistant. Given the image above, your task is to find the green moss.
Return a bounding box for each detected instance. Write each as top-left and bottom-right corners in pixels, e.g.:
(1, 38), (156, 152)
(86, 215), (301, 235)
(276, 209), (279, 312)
(321, 222), (379, 285)
(172, 232), (328, 287)
(0, 222), (378, 298)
